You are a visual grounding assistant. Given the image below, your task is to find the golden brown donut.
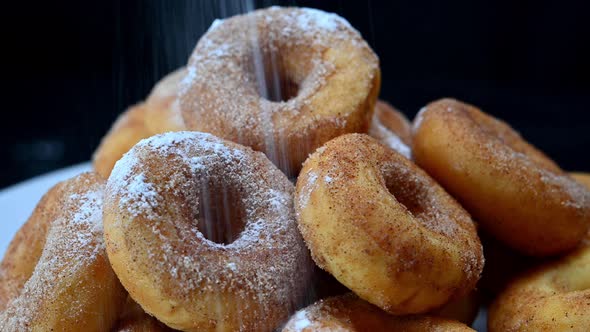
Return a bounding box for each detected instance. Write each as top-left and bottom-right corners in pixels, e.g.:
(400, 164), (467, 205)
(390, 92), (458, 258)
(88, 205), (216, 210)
(144, 67), (187, 134)
(93, 103), (152, 179)
(282, 293), (475, 332)
(295, 133), (484, 314)
(0, 173), (126, 331)
(412, 98), (590, 256)
(0, 180), (66, 310)
(104, 132), (311, 332)
(180, 7), (380, 176)
(488, 231), (590, 331)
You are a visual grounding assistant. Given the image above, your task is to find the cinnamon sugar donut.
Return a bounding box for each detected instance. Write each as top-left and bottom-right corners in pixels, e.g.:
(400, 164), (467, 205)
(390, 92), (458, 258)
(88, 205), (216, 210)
(488, 231), (590, 331)
(413, 98), (590, 256)
(295, 134), (484, 314)
(368, 100), (412, 158)
(0, 173), (126, 331)
(180, 7), (380, 176)
(103, 132), (311, 331)
(0, 180), (66, 310)
(282, 293), (474, 332)
(93, 104), (152, 179)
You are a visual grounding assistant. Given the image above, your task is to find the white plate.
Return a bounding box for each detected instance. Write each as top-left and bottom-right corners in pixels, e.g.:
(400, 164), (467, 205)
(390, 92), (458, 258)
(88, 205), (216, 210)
(0, 161), (487, 330)
(0, 162), (92, 255)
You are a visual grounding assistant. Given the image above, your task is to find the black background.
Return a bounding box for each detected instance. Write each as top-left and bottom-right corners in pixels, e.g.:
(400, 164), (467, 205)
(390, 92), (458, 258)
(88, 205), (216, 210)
(1, 0), (588, 188)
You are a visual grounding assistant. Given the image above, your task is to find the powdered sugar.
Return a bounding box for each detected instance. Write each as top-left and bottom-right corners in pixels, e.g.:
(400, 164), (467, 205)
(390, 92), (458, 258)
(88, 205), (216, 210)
(291, 310), (312, 331)
(295, 7), (352, 32)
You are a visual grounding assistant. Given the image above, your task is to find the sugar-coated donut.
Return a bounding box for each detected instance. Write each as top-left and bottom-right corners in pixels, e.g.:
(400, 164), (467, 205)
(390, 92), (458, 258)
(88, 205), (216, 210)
(413, 98), (590, 256)
(0, 180), (66, 310)
(488, 231), (590, 331)
(282, 293), (474, 332)
(93, 104), (153, 179)
(104, 132), (311, 332)
(295, 133), (483, 314)
(0, 173), (126, 331)
(144, 67), (187, 134)
(368, 100), (412, 158)
(180, 7), (380, 176)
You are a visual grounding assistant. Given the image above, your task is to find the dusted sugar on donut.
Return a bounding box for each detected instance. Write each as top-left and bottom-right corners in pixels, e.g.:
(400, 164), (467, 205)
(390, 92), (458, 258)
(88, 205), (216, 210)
(0, 180), (66, 310)
(489, 231), (590, 331)
(103, 132), (312, 332)
(368, 100), (412, 158)
(180, 7), (380, 176)
(413, 98), (590, 256)
(295, 134), (484, 315)
(0, 173), (126, 331)
(282, 293), (475, 332)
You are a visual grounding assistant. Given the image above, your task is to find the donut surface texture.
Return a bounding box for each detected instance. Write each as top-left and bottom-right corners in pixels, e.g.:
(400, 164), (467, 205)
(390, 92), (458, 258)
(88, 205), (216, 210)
(0, 180), (66, 310)
(413, 98), (590, 256)
(180, 7), (380, 176)
(0, 172), (126, 331)
(489, 231), (590, 331)
(282, 293), (474, 332)
(295, 133), (484, 314)
(104, 132), (311, 332)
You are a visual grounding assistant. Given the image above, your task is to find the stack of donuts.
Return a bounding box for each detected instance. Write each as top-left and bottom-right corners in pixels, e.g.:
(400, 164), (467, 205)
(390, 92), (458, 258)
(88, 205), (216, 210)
(2, 6), (590, 332)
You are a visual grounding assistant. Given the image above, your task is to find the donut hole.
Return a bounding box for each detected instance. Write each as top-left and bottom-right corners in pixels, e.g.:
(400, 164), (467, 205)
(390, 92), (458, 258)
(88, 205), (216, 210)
(196, 178), (247, 245)
(249, 46), (300, 102)
(382, 170), (427, 217)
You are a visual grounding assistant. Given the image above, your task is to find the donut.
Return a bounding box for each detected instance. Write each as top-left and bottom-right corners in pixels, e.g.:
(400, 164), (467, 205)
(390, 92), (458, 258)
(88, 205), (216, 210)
(0, 180), (66, 310)
(0, 172), (126, 331)
(103, 132), (311, 331)
(488, 231), (590, 331)
(282, 293), (475, 332)
(144, 67), (187, 134)
(572, 172), (590, 189)
(412, 98), (590, 256)
(93, 104), (152, 179)
(180, 7), (380, 176)
(294, 133), (484, 314)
